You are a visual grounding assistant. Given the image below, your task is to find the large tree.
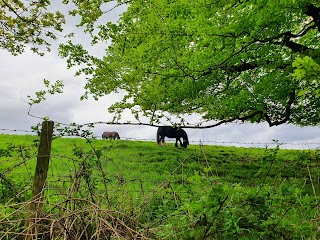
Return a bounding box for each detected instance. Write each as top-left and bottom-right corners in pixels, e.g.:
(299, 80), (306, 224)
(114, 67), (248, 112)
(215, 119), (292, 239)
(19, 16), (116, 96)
(60, 0), (320, 127)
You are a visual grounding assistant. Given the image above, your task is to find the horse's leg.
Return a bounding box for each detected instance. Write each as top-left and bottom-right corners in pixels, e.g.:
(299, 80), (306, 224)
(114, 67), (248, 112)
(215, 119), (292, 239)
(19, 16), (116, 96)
(179, 138), (183, 147)
(161, 136), (168, 146)
(175, 138), (179, 147)
(160, 136), (164, 145)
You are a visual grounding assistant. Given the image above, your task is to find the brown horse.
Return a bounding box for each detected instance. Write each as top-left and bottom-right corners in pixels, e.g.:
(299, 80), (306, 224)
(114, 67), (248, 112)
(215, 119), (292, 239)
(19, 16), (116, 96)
(102, 131), (120, 140)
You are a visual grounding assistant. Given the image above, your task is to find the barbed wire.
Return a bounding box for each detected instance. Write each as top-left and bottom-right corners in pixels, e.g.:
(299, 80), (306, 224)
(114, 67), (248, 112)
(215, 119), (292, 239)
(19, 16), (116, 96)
(0, 128), (34, 133)
(1, 128), (320, 148)
(122, 137), (320, 146)
(1, 145), (317, 199)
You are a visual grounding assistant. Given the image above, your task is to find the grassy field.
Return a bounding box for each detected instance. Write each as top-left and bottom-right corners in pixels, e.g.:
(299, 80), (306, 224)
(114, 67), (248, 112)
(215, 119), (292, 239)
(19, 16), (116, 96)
(0, 134), (320, 239)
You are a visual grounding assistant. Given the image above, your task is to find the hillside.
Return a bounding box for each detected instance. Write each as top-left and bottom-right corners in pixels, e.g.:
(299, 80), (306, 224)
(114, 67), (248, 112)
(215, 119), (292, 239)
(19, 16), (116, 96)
(0, 134), (319, 239)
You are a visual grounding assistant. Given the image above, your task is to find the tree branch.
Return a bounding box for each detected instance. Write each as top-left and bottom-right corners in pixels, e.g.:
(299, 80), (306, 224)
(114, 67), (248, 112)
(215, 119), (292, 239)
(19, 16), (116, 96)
(305, 4), (320, 31)
(276, 33), (310, 53)
(1, 0), (39, 23)
(57, 110), (264, 130)
(265, 90), (295, 127)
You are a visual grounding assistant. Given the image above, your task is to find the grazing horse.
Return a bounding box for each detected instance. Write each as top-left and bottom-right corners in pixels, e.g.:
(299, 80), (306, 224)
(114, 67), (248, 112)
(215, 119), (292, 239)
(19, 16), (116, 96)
(102, 131), (120, 140)
(156, 126), (189, 148)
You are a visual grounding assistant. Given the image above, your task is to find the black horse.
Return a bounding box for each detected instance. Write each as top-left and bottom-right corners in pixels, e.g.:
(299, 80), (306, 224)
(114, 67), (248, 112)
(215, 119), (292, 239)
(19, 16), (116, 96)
(156, 126), (189, 148)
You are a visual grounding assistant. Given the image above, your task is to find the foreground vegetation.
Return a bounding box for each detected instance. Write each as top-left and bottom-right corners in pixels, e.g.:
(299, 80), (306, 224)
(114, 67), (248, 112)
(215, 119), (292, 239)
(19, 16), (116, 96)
(0, 134), (320, 239)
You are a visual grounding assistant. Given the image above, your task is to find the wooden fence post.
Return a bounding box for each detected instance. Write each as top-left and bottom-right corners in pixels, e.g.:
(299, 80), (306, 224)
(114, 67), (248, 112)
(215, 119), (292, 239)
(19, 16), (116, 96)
(25, 120), (54, 239)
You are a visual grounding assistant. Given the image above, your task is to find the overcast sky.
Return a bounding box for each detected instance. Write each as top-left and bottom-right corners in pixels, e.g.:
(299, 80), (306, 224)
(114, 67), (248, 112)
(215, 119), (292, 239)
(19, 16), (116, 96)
(1, 4), (320, 149)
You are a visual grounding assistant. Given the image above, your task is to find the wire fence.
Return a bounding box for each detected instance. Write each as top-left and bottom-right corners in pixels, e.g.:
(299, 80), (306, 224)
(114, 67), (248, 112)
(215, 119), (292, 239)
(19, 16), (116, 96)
(1, 130), (320, 197)
(1, 127), (320, 149)
(0, 128), (34, 133)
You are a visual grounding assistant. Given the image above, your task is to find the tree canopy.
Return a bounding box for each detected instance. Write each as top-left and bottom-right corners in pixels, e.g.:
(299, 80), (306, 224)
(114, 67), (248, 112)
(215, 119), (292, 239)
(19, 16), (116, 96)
(13, 0), (320, 127)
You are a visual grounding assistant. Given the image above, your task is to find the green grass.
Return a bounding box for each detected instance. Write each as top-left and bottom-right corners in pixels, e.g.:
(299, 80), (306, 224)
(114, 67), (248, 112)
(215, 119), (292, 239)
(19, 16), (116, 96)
(1, 134), (320, 239)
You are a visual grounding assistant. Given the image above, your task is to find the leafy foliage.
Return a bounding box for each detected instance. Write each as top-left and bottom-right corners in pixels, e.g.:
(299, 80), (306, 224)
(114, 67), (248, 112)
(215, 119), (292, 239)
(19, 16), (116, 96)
(0, 0), (66, 55)
(60, 0), (320, 127)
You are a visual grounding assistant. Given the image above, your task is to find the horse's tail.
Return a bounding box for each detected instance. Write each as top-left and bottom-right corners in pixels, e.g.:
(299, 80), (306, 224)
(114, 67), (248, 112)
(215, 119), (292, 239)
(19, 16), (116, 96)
(156, 128), (160, 145)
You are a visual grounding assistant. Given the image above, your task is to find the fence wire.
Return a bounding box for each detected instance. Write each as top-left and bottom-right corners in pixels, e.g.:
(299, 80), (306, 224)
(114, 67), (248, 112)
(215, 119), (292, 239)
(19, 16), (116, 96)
(2, 128), (319, 149)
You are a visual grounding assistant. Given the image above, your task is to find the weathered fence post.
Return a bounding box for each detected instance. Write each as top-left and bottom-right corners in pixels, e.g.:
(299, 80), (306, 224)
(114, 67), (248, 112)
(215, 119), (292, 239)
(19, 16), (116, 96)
(25, 120), (54, 239)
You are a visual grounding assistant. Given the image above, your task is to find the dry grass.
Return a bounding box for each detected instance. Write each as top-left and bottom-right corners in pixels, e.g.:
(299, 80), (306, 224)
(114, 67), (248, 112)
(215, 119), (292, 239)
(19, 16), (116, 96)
(1, 194), (154, 240)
